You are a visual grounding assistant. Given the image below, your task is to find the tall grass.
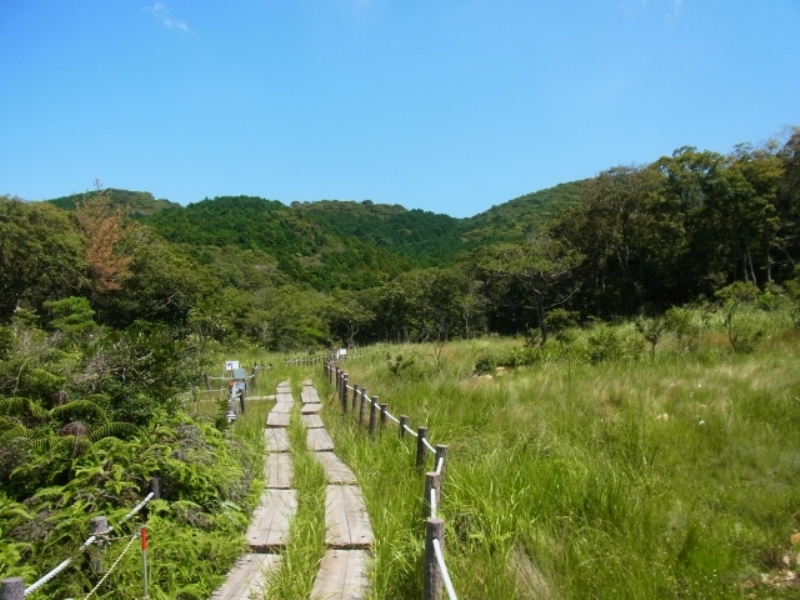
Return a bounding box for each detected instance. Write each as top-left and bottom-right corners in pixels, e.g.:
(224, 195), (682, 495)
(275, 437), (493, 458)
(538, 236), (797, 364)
(315, 324), (800, 598)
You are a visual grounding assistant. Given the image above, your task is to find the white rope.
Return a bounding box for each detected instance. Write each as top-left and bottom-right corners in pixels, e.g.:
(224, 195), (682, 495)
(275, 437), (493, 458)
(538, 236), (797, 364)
(429, 487), (437, 519)
(83, 532), (139, 599)
(24, 557), (73, 595)
(24, 493), (154, 595)
(385, 411), (400, 424)
(120, 492), (154, 524)
(432, 538), (458, 600)
(423, 438), (436, 454)
(402, 424), (419, 438)
(435, 457), (444, 475)
(346, 385), (354, 391)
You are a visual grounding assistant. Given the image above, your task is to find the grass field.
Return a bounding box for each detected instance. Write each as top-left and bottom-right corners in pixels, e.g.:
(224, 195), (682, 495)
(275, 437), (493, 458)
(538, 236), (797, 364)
(207, 311), (800, 598)
(314, 327), (800, 599)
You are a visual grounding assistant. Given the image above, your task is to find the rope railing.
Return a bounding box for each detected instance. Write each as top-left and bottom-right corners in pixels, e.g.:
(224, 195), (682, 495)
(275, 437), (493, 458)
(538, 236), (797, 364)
(433, 538), (459, 600)
(325, 361), (456, 600)
(83, 531), (139, 599)
(3, 484), (159, 599)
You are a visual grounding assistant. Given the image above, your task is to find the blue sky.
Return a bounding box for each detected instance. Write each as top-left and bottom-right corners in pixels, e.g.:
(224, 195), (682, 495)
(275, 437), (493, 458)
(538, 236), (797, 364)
(1, 1), (798, 218)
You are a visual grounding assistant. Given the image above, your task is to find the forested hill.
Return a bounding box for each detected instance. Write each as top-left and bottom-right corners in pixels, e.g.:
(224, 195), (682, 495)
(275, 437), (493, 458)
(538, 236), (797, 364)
(289, 199), (464, 265)
(48, 188), (178, 215)
(462, 180), (587, 244)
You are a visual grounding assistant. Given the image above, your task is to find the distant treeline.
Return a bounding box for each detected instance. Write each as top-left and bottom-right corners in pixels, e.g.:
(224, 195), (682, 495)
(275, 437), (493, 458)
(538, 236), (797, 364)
(1, 128), (798, 349)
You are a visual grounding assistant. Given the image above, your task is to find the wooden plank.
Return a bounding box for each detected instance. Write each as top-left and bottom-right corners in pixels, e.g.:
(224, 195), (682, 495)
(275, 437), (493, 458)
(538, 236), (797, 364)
(277, 380), (291, 390)
(246, 395), (276, 401)
(264, 428), (290, 453)
(325, 485), (374, 549)
(301, 403), (323, 414)
(246, 489), (297, 552)
(266, 412), (290, 428)
(275, 392), (294, 403)
(265, 452), (293, 489)
(271, 401), (294, 414)
(301, 414), (324, 429)
(211, 553), (282, 600)
(302, 379), (313, 386)
(310, 550), (370, 600)
(307, 428), (334, 452)
(301, 388), (321, 404)
(316, 452), (357, 485)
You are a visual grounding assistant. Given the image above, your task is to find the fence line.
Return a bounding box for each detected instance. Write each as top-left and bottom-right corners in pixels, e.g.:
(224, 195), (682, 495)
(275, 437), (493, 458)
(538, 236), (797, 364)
(83, 531), (140, 599)
(3, 483), (159, 599)
(325, 361), (457, 600)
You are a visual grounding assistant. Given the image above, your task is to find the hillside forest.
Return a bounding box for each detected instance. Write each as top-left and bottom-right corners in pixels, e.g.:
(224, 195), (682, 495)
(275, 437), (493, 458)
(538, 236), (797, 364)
(1, 128), (800, 597)
(3, 130), (799, 350)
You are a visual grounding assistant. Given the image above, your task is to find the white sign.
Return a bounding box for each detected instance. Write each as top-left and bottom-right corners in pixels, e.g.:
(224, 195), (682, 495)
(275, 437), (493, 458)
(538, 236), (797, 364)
(225, 360), (240, 371)
(336, 348), (347, 359)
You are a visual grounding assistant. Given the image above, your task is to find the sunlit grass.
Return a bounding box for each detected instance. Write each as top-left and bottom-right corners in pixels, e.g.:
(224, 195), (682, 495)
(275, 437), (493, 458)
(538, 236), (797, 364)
(313, 327), (800, 599)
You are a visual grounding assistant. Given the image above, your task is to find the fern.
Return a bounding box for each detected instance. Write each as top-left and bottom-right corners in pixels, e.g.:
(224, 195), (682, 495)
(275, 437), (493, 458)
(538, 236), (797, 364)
(90, 421), (141, 441)
(0, 396), (48, 420)
(49, 399), (108, 425)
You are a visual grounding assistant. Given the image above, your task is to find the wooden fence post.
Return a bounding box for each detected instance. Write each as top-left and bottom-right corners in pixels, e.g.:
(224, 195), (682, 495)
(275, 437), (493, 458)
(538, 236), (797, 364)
(424, 472), (441, 517)
(359, 389), (368, 426)
(424, 518), (445, 600)
(368, 395), (379, 436)
(0, 578), (24, 600)
(416, 426), (429, 469)
(380, 403), (388, 430)
(342, 374), (349, 407)
(341, 375), (349, 413)
(203, 373), (210, 390)
(89, 516), (109, 574)
(352, 384), (360, 413)
(400, 415), (409, 438)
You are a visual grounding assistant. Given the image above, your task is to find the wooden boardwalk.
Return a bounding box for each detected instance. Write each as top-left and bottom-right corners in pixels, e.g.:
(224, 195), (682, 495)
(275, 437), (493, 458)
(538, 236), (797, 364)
(213, 382), (297, 599)
(246, 489), (297, 551)
(316, 451), (358, 485)
(307, 428), (335, 452)
(265, 452), (294, 489)
(211, 554), (282, 600)
(310, 550), (371, 600)
(301, 414), (324, 429)
(213, 380), (373, 599)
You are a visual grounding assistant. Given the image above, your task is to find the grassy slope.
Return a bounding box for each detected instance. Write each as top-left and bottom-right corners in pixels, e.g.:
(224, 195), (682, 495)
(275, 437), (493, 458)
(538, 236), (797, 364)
(309, 326), (800, 599)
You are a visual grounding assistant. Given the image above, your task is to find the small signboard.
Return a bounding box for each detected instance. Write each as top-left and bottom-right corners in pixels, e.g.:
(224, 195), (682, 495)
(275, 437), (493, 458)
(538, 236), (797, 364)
(225, 360), (240, 371)
(336, 348), (347, 359)
(233, 368), (247, 380)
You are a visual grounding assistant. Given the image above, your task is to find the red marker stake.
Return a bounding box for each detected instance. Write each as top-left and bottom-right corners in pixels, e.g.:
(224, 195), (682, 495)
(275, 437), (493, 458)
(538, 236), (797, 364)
(141, 526), (149, 599)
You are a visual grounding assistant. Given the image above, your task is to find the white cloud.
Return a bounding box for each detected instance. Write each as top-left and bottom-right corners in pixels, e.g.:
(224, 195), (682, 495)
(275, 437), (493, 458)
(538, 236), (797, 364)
(145, 3), (189, 31)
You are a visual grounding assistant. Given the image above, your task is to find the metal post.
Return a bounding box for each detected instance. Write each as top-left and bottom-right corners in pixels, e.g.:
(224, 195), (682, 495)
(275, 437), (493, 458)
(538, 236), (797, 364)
(424, 518), (444, 600)
(141, 526), (149, 599)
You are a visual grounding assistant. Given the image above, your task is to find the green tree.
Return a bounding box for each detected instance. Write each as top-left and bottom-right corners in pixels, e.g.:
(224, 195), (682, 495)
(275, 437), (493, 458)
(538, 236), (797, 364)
(0, 196), (86, 319)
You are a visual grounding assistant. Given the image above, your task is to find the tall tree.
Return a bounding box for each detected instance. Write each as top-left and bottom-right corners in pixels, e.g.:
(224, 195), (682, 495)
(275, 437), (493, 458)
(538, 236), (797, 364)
(73, 185), (136, 294)
(0, 196), (86, 319)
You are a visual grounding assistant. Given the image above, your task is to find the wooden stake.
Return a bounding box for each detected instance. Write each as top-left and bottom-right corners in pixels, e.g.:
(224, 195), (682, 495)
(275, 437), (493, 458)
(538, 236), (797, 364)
(416, 426), (429, 469)
(424, 518), (445, 600)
